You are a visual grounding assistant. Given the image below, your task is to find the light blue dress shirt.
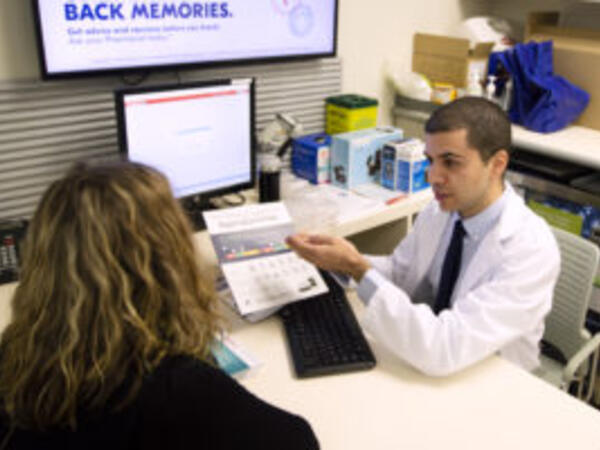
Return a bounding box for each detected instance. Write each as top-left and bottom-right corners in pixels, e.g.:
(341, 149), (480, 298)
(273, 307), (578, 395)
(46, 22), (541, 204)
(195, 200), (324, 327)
(340, 186), (511, 306)
(428, 186), (509, 304)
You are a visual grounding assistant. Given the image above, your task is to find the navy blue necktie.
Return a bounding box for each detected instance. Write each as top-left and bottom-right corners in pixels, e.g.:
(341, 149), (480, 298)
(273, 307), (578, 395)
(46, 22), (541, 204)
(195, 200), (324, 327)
(434, 220), (466, 314)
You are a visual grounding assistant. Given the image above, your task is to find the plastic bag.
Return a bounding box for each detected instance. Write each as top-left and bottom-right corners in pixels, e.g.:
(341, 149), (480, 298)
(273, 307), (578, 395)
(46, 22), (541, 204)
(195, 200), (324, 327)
(488, 41), (589, 133)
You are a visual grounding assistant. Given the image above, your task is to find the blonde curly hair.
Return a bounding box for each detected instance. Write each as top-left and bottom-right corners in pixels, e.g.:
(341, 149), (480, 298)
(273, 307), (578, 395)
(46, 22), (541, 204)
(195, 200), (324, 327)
(0, 161), (221, 431)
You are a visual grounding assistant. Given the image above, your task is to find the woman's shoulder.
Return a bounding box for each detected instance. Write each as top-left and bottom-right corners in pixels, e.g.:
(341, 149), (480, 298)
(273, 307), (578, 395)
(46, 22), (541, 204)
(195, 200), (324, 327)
(151, 354), (218, 378)
(141, 355), (230, 401)
(139, 354), (319, 449)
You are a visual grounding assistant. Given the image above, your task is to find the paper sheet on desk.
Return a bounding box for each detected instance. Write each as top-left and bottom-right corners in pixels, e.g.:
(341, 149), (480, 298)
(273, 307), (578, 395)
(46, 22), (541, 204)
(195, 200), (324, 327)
(203, 203), (328, 316)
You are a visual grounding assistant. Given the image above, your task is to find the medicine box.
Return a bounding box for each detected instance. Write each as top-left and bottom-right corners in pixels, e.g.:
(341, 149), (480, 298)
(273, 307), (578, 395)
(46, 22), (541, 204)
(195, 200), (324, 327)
(330, 127), (403, 189)
(381, 138), (430, 193)
(326, 94), (378, 135)
(291, 133), (331, 184)
(526, 191), (600, 244)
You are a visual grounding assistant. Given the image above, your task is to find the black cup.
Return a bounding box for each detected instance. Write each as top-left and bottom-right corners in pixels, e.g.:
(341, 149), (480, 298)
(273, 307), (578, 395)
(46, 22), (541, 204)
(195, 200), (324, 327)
(259, 169), (281, 203)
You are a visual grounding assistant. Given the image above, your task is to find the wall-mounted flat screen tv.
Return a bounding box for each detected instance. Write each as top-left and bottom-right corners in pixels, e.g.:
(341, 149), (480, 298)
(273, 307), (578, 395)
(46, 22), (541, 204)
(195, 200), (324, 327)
(32, 0), (338, 79)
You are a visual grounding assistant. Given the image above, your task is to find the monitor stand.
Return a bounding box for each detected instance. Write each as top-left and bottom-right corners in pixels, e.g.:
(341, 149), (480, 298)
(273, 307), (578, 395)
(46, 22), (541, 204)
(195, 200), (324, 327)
(182, 195), (216, 231)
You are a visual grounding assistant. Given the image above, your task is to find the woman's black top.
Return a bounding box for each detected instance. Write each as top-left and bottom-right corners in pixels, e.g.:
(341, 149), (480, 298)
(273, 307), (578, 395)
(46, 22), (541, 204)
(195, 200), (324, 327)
(0, 356), (319, 449)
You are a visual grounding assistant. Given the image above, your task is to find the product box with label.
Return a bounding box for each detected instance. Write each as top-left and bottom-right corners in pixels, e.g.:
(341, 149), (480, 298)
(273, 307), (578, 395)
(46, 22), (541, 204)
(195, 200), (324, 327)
(326, 94), (378, 135)
(526, 190), (600, 315)
(330, 127), (403, 189)
(526, 192), (586, 236)
(526, 11), (600, 131)
(412, 33), (494, 88)
(381, 138), (430, 193)
(291, 132), (331, 184)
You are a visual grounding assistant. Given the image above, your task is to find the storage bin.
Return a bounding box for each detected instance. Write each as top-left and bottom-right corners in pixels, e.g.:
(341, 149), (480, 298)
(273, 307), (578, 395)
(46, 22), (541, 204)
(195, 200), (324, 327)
(326, 94), (378, 135)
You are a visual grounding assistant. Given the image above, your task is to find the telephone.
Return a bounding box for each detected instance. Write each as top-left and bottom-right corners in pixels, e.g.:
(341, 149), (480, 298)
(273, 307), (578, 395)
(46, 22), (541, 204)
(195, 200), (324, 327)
(0, 220), (28, 284)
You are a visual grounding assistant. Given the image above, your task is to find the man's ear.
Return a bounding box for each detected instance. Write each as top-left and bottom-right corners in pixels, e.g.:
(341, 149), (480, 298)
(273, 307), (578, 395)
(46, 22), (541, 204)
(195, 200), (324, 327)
(490, 149), (509, 177)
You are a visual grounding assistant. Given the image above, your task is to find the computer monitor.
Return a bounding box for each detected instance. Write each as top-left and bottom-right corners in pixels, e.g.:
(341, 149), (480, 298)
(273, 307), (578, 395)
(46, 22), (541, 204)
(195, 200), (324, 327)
(115, 78), (256, 224)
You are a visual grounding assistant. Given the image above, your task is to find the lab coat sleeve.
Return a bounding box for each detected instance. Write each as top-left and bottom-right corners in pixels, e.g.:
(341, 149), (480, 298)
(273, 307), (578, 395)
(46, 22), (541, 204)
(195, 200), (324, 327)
(364, 203), (429, 290)
(359, 227), (560, 377)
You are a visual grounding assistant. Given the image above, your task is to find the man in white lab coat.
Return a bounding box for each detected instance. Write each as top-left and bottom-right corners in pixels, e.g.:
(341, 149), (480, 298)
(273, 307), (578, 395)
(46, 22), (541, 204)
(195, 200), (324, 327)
(286, 97), (560, 376)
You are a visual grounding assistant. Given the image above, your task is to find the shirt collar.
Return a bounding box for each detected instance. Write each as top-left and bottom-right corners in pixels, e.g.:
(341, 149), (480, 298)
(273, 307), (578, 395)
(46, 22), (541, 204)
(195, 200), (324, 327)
(451, 185), (509, 241)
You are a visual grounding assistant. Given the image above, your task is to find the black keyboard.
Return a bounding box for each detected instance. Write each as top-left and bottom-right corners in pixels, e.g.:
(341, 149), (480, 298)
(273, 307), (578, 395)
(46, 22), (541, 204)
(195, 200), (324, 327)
(279, 271), (376, 378)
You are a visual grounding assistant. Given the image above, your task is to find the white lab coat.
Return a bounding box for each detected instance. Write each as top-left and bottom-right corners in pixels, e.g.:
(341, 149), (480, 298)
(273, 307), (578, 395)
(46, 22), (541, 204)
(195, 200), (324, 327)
(359, 184), (560, 376)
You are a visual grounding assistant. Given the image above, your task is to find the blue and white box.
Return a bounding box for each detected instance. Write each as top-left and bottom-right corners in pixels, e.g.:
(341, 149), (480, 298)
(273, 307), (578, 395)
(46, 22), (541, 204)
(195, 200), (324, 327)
(291, 133), (331, 184)
(330, 127), (403, 189)
(381, 138), (430, 193)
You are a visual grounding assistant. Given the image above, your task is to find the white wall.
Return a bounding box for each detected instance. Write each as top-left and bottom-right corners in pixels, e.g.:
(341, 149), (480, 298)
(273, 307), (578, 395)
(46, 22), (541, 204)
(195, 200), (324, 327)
(0, 0), (39, 80)
(337, 0), (489, 124)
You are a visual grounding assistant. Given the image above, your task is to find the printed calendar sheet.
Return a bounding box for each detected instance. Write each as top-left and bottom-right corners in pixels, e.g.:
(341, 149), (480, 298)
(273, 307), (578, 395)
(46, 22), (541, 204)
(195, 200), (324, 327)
(203, 202), (328, 316)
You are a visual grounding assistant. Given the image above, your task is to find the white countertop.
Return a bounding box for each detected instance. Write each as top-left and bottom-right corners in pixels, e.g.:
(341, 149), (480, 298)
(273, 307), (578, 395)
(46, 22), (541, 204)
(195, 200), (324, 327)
(511, 125), (600, 169)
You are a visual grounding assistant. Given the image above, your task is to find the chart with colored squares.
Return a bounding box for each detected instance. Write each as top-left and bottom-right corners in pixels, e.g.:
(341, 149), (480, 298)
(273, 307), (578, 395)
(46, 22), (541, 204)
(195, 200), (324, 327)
(224, 241), (289, 261)
(212, 224), (291, 262)
(204, 203), (328, 316)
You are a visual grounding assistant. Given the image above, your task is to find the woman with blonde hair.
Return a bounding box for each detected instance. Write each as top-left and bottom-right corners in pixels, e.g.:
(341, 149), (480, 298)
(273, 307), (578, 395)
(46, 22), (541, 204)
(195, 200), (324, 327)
(0, 162), (318, 449)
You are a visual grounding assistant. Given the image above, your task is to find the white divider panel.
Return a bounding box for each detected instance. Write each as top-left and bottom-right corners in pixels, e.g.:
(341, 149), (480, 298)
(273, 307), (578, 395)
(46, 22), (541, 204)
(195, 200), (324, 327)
(0, 57), (342, 219)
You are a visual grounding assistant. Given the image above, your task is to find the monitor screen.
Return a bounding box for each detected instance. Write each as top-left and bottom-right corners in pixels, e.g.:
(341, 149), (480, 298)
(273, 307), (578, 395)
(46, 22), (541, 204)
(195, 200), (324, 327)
(115, 78), (255, 200)
(32, 0), (338, 79)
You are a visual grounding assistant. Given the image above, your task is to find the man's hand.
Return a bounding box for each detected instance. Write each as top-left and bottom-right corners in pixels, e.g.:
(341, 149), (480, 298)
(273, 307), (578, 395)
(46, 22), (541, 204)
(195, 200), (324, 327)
(285, 233), (371, 282)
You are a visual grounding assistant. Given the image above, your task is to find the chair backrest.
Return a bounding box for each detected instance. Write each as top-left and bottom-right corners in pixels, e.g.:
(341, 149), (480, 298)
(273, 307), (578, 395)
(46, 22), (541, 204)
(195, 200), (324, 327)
(545, 227), (600, 361)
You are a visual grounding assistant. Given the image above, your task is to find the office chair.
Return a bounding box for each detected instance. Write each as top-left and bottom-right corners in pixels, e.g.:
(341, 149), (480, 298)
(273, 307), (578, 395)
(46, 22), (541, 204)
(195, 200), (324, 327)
(534, 227), (600, 403)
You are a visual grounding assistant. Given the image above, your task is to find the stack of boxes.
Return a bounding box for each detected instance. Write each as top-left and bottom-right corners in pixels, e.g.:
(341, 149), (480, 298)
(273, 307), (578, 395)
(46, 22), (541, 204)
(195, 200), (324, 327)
(290, 92), (430, 196)
(292, 93), (380, 185)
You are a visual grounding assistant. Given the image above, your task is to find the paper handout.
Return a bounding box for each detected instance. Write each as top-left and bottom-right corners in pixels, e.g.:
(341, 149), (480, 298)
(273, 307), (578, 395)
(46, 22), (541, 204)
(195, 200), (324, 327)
(204, 202), (328, 316)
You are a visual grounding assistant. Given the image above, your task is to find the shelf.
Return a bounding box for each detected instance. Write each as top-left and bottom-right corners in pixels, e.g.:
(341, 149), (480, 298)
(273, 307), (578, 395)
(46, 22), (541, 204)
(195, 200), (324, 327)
(512, 125), (600, 171)
(393, 100), (600, 170)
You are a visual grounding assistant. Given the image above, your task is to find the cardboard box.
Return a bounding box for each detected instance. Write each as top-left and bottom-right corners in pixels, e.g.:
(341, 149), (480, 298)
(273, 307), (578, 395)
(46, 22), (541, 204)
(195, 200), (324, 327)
(526, 12), (600, 130)
(412, 33), (493, 88)
(291, 132), (331, 184)
(330, 127), (403, 189)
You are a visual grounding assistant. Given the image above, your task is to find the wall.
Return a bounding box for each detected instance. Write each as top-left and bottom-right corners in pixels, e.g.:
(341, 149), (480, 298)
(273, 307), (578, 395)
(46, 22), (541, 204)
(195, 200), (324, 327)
(2, 0), (584, 125)
(338, 0), (489, 125)
(0, 0), (38, 80)
(0, 0), (490, 126)
(484, 0), (581, 33)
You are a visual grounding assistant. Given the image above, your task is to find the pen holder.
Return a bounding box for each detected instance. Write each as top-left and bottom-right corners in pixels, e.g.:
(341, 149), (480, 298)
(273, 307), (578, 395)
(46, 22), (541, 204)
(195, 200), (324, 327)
(258, 154), (281, 203)
(259, 170), (280, 203)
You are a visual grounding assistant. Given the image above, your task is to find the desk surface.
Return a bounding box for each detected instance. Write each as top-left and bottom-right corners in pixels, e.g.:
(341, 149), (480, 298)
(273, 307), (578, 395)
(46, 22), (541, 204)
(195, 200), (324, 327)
(231, 293), (600, 449)
(2, 194), (600, 448)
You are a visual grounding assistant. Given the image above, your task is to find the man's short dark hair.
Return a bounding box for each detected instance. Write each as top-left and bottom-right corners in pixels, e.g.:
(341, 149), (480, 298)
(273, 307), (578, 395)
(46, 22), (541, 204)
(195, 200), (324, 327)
(424, 97), (512, 162)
